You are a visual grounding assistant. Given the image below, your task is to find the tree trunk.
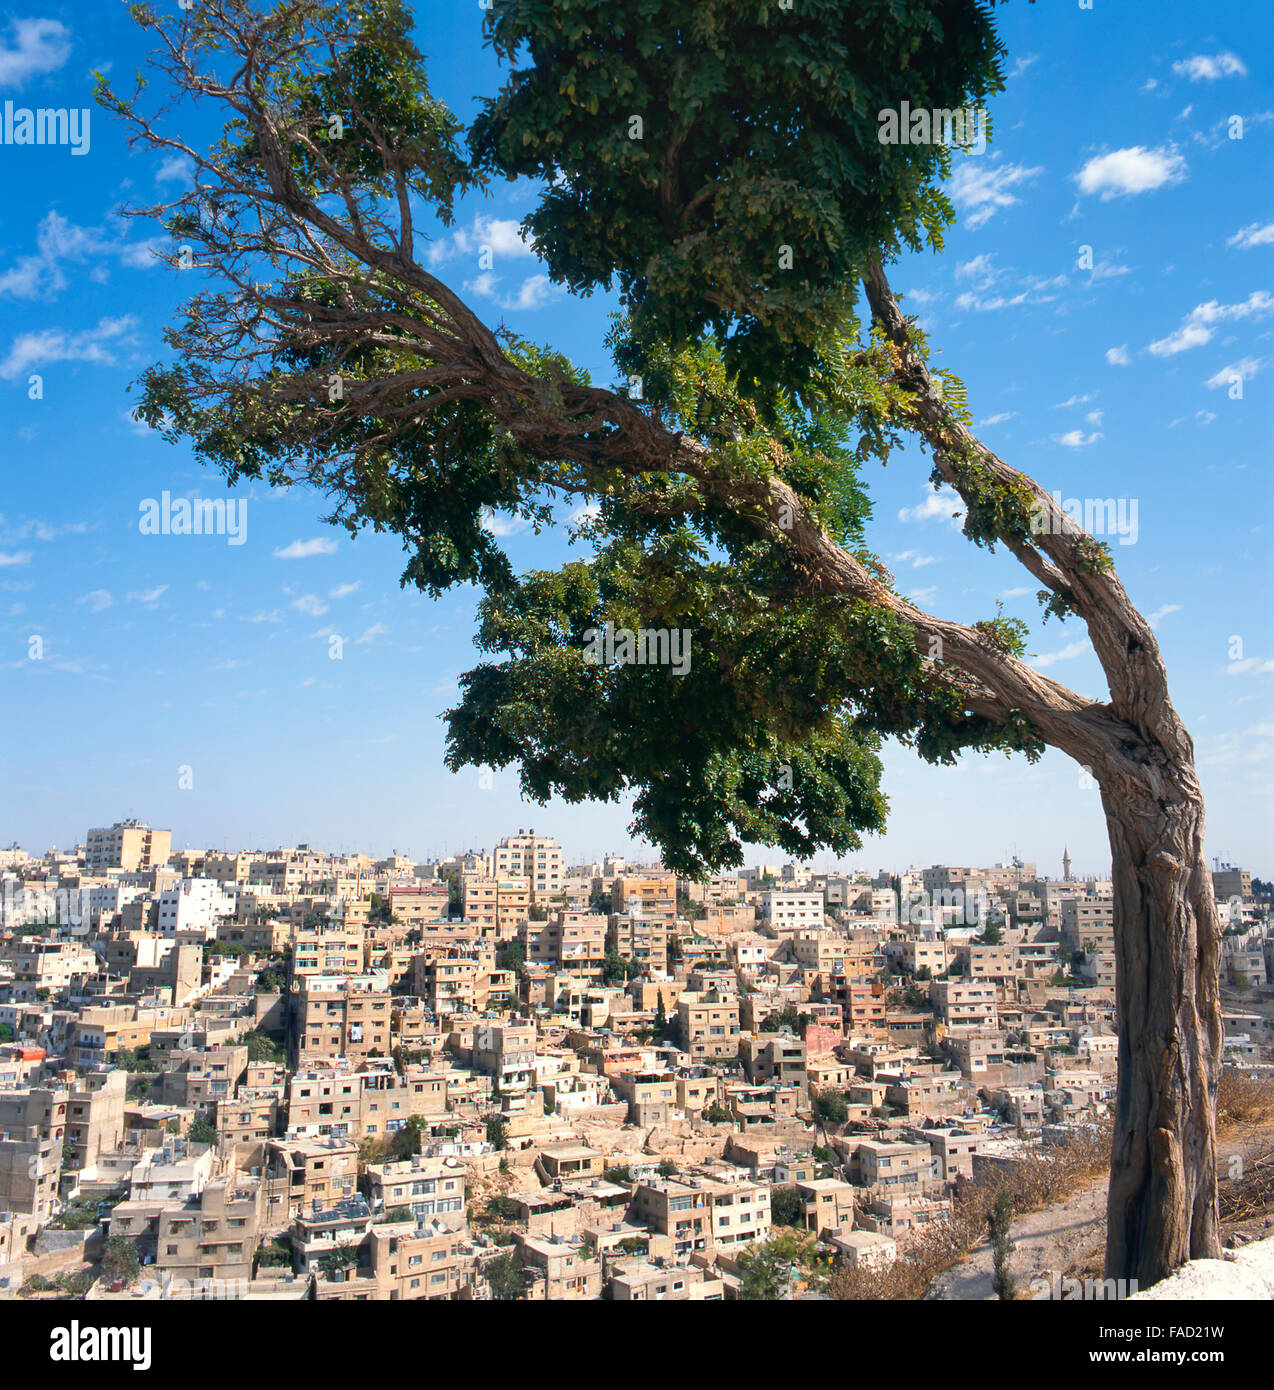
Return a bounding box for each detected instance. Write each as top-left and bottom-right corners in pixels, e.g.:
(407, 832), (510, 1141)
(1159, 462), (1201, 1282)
(1101, 764), (1223, 1287)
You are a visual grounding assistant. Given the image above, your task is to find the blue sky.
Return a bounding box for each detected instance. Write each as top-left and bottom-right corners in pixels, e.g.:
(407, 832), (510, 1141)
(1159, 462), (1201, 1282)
(0, 1), (1271, 877)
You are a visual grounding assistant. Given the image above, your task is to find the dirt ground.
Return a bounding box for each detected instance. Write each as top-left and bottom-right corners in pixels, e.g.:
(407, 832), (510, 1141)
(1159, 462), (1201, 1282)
(925, 1132), (1272, 1300)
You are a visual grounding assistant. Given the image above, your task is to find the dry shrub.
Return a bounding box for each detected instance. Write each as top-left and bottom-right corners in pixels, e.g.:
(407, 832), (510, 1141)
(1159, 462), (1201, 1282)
(828, 1120), (1112, 1301)
(1216, 1068), (1274, 1133)
(1218, 1140), (1274, 1223)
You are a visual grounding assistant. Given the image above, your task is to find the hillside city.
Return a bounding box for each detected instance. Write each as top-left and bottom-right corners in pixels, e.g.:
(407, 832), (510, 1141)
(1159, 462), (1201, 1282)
(0, 821), (1269, 1302)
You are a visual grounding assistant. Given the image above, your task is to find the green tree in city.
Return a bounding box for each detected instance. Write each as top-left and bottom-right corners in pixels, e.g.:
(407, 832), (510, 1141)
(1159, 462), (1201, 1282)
(101, 1235), (142, 1287)
(111, 0), (1224, 1287)
(737, 1230), (826, 1300)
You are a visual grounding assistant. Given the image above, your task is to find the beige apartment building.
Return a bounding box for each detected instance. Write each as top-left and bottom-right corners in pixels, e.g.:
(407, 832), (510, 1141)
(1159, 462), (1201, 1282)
(294, 976), (392, 1065)
(1061, 897), (1116, 953)
(608, 915), (669, 974)
(364, 1154), (467, 1222)
(85, 819), (172, 874)
(631, 1174), (771, 1257)
(0, 1085), (66, 1219)
(612, 874), (677, 922)
(677, 991), (741, 1063)
(521, 910), (607, 976)
(492, 830), (565, 900)
(928, 979), (999, 1031)
(154, 1176), (262, 1288)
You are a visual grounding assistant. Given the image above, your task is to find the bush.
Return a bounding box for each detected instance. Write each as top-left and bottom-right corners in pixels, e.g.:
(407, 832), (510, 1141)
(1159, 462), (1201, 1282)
(769, 1185), (806, 1228)
(815, 1089), (849, 1125)
(101, 1235), (141, 1287)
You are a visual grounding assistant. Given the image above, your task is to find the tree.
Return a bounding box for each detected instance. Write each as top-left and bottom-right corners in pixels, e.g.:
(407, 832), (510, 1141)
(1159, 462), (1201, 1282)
(976, 921), (1004, 946)
(110, 0), (1222, 1286)
(485, 1115), (509, 1152)
(189, 1113), (218, 1146)
(737, 1230), (825, 1301)
(769, 1185), (806, 1229)
(101, 1235), (141, 1287)
(814, 1090), (849, 1126)
(988, 1187), (1017, 1301)
(485, 1250), (524, 1301)
(242, 1028), (286, 1064)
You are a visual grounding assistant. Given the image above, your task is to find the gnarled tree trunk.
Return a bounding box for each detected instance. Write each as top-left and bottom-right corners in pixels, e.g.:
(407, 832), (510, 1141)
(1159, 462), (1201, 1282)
(1101, 761), (1223, 1286)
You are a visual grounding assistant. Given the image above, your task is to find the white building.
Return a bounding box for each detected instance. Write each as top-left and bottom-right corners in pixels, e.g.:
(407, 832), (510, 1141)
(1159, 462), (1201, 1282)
(156, 878), (237, 937)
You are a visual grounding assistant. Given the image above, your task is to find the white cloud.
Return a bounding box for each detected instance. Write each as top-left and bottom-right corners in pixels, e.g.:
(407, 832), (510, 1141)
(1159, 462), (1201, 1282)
(427, 215), (535, 268)
(1031, 639), (1091, 669)
(956, 253), (997, 287)
(291, 593), (329, 616)
(1226, 656), (1274, 676)
(1228, 222), (1274, 250)
(890, 550), (937, 569)
(77, 588), (112, 612)
(0, 314), (139, 380)
(908, 586), (938, 606)
(0, 18), (70, 87)
(1054, 429), (1102, 448)
(273, 537), (338, 559)
(1205, 357), (1261, 390)
(1147, 291), (1273, 356)
(1009, 54), (1038, 80)
(481, 508), (530, 539)
(464, 271), (563, 313)
(1085, 409), (1104, 427)
(0, 211), (161, 301)
(948, 157), (1043, 229)
(127, 585), (168, 604)
(1053, 392), (1095, 409)
(1106, 345), (1131, 366)
(978, 411), (1017, 426)
(154, 154), (193, 185)
(1075, 145), (1186, 199)
(1147, 603), (1180, 628)
(1172, 52), (1247, 82)
(0, 550), (31, 567)
(898, 485), (965, 528)
(355, 622), (387, 645)
(329, 581), (362, 599)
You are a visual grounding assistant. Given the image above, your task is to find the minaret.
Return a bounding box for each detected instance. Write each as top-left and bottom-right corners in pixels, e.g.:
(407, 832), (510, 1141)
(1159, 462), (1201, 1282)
(1062, 846), (1072, 881)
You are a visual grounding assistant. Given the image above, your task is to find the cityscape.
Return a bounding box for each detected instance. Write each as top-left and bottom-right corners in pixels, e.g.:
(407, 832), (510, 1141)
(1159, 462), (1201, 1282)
(2, 0), (1272, 1356)
(0, 820), (1270, 1312)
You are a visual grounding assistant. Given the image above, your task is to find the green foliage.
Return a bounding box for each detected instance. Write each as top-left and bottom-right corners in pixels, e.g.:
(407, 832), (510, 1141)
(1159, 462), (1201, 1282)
(116, 0), (1054, 887)
(988, 1187), (1016, 1300)
(243, 1029), (286, 1064)
(485, 1250), (525, 1300)
(769, 1185), (806, 1228)
(189, 1113), (218, 1146)
(472, 0), (1005, 410)
(485, 1115), (509, 1151)
(814, 1090), (849, 1125)
(256, 1238), (293, 1270)
(737, 1229), (826, 1300)
(101, 1235), (142, 1286)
